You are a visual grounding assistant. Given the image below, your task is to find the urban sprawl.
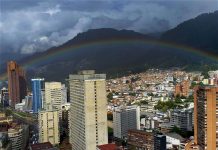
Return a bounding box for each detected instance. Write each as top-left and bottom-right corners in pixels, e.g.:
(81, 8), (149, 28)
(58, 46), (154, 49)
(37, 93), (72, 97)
(0, 61), (218, 150)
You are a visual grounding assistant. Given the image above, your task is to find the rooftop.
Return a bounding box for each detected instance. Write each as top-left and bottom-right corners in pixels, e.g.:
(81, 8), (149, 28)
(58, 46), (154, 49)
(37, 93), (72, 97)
(30, 142), (54, 150)
(97, 144), (117, 150)
(165, 132), (184, 141)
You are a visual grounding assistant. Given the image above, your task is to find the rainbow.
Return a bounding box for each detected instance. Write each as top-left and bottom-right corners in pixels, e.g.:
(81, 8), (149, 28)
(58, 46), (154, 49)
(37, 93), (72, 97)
(0, 38), (217, 81)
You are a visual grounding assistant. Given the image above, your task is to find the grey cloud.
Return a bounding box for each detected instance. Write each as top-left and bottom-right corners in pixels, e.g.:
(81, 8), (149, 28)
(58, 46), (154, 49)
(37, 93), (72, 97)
(0, 0), (217, 54)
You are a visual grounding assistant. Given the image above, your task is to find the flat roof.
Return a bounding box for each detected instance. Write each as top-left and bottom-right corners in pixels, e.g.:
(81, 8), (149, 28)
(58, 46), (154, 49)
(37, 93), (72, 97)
(97, 144), (117, 150)
(30, 142), (53, 150)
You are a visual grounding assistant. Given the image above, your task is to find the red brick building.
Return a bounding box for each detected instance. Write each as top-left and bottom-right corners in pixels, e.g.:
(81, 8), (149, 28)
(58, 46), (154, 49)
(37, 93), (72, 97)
(174, 80), (190, 97)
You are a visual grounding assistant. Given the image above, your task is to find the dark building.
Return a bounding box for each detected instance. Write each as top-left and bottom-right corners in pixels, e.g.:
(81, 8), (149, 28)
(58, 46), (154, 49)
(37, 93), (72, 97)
(61, 107), (69, 138)
(0, 87), (9, 107)
(154, 134), (166, 150)
(7, 61), (27, 107)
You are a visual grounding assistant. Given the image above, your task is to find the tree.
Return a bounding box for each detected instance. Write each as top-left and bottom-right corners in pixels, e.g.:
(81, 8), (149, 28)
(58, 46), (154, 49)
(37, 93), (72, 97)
(147, 93), (154, 96)
(180, 95), (186, 99)
(107, 113), (113, 121)
(184, 103), (189, 108)
(5, 109), (12, 116)
(108, 127), (113, 137)
(175, 97), (182, 103)
(140, 100), (148, 105)
(201, 71), (209, 79)
(129, 85), (133, 91)
(129, 92), (136, 96)
(107, 92), (113, 100)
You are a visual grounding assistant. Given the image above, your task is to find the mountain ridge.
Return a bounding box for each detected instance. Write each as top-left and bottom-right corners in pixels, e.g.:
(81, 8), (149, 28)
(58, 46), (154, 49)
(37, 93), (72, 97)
(1, 11), (218, 81)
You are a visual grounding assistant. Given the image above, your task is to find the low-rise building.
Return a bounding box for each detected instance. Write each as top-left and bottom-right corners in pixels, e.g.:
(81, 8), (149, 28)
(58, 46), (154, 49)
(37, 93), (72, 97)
(0, 116), (13, 124)
(171, 108), (193, 131)
(154, 134), (166, 150)
(0, 113), (5, 118)
(8, 124), (29, 150)
(165, 132), (184, 150)
(128, 129), (154, 150)
(38, 109), (59, 145)
(0, 132), (12, 150)
(113, 106), (140, 139)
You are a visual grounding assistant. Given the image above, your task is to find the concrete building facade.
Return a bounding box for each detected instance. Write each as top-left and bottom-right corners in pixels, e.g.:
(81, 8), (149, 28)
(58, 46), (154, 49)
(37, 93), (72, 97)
(128, 129), (154, 150)
(113, 106), (140, 139)
(194, 86), (218, 150)
(8, 124), (29, 150)
(69, 70), (108, 150)
(38, 109), (59, 145)
(44, 82), (62, 111)
(171, 108), (193, 131)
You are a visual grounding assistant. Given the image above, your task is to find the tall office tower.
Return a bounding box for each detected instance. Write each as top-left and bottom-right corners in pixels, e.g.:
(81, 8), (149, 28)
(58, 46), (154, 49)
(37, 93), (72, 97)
(194, 86), (218, 150)
(7, 61), (27, 107)
(113, 106), (140, 139)
(38, 109), (60, 145)
(69, 70), (108, 150)
(31, 78), (44, 113)
(44, 82), (62, 110)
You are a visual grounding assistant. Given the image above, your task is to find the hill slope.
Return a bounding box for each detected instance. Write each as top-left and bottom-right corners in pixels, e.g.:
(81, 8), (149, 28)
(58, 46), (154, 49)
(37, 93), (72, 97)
(161, 11), (218, 55)
(1, 11), (218, 81)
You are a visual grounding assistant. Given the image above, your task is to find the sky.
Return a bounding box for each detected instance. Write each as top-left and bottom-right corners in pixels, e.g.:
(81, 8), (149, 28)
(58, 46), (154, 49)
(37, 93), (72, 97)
(0, 0), (218, 54)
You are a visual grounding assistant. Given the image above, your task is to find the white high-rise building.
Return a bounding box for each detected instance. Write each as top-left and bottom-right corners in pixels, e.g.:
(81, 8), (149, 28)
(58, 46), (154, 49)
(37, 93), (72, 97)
(69, 70), (108, 150)
(44, 82), (62, 110)
(113, 106), (140, 139)
(38, 109), (60, 145)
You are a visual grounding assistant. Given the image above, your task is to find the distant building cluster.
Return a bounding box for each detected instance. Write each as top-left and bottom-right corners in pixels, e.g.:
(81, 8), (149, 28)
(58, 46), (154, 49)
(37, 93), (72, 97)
(1, 61), (218, 149)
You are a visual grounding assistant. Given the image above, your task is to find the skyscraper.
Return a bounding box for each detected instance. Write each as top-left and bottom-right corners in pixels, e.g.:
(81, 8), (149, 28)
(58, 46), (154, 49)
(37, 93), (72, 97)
(113, 106), (140, 139)
(194, 85), (218, 150)
(44, 82), (62, 111)
(7, 61), (27, 107)
(38, 109), (60, 145)
(69, 70), (108, 150)
(31, 78), (44, 113)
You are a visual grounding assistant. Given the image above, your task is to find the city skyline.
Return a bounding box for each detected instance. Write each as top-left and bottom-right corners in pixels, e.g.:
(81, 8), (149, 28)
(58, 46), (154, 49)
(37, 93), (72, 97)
(0, 1), (218, 149)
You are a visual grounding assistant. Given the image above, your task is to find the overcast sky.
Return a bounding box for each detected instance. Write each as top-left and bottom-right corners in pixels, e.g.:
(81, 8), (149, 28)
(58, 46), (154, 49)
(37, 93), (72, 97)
(0, 0), (217, 54)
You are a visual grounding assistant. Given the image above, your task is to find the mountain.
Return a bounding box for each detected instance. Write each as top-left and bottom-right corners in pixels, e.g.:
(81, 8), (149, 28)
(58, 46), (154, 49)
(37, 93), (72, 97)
(161, 11), (218, 55)
(1, 11), (218, 82)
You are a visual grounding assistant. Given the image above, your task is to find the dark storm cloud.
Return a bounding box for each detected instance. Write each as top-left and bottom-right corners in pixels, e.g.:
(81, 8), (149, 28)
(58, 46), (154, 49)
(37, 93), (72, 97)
(0, 0), (217, 54)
